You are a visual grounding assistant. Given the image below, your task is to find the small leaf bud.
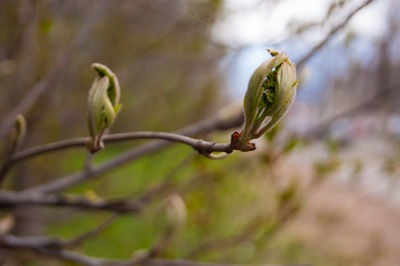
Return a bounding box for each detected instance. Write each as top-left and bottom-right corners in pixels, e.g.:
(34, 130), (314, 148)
(238, 50), (297, 150)
(87, 63), (122, 152)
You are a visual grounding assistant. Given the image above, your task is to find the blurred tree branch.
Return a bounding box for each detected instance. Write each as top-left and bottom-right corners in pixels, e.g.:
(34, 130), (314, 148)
(0, 191), (155, 213)
(0, 231), (313, 266)
(62, 213), (119, 249)
(297, 0), (375, 68)
(0, 0), (108, 141)
(305, 84), (400, 139)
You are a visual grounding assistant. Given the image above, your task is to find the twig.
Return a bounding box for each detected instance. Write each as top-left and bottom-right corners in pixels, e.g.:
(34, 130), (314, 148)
(185, 217), (265, 259)
(63, 213), (119, 248)
(0, 233), (313, 266)
(10, 131), (233, 165)
(304, 84), (399, 139)
(0, 141), (20, 186)
(84, 152), (95, 173)
(67, 157), (193, 249)
(0, 159), (13, 186)
(0, 191), (152, 213)
(0, 154), (190, 211)
(297, 0), (375, 68)
(36, 248), (101, 266)
(22, 112), (243, 194)
(137, 260), (311, 266)
(0, 234), (100, 266)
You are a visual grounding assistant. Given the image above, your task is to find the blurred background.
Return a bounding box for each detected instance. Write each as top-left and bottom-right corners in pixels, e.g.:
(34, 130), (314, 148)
(0, 0), (400, 265)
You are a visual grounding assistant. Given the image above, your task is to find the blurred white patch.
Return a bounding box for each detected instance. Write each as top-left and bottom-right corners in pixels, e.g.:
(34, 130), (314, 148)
(213, 0), (388, 46)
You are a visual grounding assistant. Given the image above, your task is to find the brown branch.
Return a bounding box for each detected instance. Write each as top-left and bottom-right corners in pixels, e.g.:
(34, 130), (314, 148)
(0, 234), (100, 266)
(22, 110), (243, 194)
(185, 217), (265, 259)
(0, 191), (151, 213)
(135, 260), (310, 266)
(0, 137), (21, 185)
(62, 213), (119, 248)
(297, 0), (375, 68)
(0, 155), (191, 212)
(36, 248), (101, 266)
(10, 131), (233, 165)
(304, 84), (400, 139)
(0, 159), (13, 186)
(0, 168), (175, 212)
(61, 166), (187, 248)
(0, 233), (312, 266)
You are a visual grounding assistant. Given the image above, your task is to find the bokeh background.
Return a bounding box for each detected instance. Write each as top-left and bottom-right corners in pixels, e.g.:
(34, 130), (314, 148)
(0, 0), (400, 265)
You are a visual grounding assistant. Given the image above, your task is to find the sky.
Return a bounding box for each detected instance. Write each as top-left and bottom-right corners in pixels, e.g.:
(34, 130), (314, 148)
(214, 0), (388, 46)
(213, 0), (390, 101)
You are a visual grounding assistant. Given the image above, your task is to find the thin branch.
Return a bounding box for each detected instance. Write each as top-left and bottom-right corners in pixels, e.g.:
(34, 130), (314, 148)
(0, 139), (20, 186)
(0, 234), (62, 249)
(10, 131), (233, 165)
(62, 156), (192, 248)
(84, 152), (95, 173)
(0, 0), (108, 141)
(186, 217), (265, 259)
(22, 111), (243, 194)
(304, 84), (400, 139)
(0, 191), (154, 213)
(63, 213), (119, 248)
(0, 234), (100, 266)
(137, 260), (311, 266)
(0, 159), (13, 186)
(297, 0), (375, 68)
(0, 233), (312, 266)
(36, 248), (101, 266)
(0, 155), (189, 211)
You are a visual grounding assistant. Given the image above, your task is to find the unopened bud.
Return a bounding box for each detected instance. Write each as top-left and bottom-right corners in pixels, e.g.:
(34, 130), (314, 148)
(13, 114), (26, 147)
(239, 49), (297, 148)
(0, 214), (15, 235)
(87, 63), (122, 152)
(165, 194), (187, 231)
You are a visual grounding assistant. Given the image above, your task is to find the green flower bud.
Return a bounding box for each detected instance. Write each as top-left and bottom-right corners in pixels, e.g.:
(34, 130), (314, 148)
(239, 49), (297, 147)
(91, 63), (121, 106)
(87, 63), (122, 152)
(13, 114), (26, 147)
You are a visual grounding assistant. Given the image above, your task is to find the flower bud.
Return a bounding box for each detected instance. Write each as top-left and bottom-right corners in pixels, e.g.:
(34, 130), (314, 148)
(0, 214), (15, 235)
(15, 114), (26, 146)
(239, 49), (297, 148)
(87, 63), (122, 152)
(164, 194), (187, 230)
